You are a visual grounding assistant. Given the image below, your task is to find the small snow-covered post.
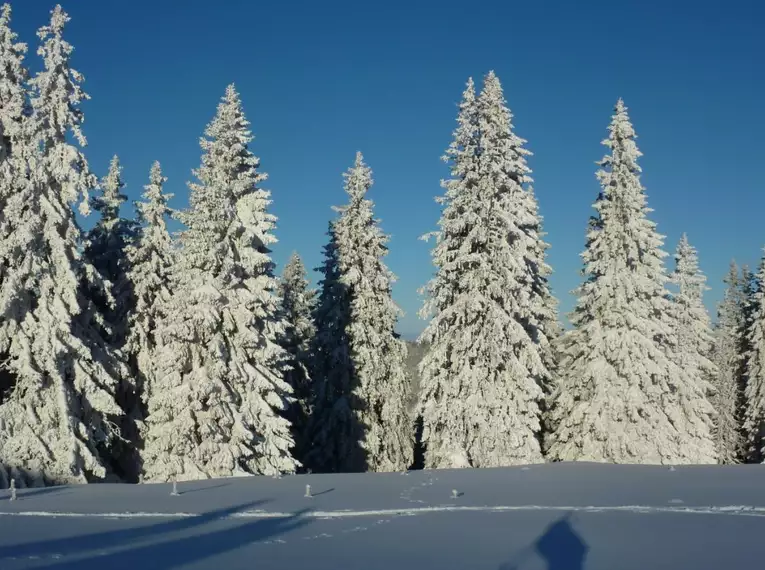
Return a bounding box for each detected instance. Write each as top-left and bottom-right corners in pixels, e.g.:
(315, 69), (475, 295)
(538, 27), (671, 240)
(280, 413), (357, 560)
(304, 484), (312, 498)
(9, 479), (16, 501)
(451, 489), (459, 499)
(171, 479), (179, 496)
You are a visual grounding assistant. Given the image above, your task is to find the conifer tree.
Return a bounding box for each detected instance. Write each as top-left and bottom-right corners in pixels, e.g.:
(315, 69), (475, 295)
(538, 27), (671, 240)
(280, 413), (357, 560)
(712, 262), (747, 463)
(0, 6), (126, 486)
(123, 161), (175, 465)
(547, 100), (716, 464)
(669, 234), (716, 392)
(84, 155), (135, 344)
(0, 3), (27, 168)
(305, 221), (356, 471)
(142, 85), (295, 481)
(278, 252), (315, 461)
(418, 72), (551, 468)
(125, 162), (174, 386)
(738, 264), (756, 429)
(0, 3), (30, 350)
(744, 252), (765, 462)
(307, 154), (413, 472)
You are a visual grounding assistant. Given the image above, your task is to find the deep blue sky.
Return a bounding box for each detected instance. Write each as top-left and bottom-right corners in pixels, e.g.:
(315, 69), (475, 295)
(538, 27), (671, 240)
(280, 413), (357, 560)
(10, 0), (765, 338)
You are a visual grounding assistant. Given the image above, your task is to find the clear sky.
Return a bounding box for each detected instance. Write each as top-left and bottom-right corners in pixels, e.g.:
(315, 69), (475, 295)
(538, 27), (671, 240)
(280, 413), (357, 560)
(9, 0), (765, 338)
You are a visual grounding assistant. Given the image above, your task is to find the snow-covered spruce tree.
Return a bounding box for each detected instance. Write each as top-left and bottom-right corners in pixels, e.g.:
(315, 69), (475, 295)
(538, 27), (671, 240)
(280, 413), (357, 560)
(527, 184), (562, 441)
(712, 262), (747, 463)
(0, 2), (30, 346)
(142, 85), (295, 482)
(738, 264), (756, 438)
(84, 155), (136, 345)
(418, 72), (553, 468)
(0, 3), (27, 169)
(306, 154), (413, 473)
(278, 252), (315, 463)
(669, 234), (716, 396)
(0, 5), (126, 487)
(547, 99), (716, 464)
(744, 252), (765, 462)
(0, 4), (31, 486)
(121, 161), (175, 476)
(124, 162), (174, 399)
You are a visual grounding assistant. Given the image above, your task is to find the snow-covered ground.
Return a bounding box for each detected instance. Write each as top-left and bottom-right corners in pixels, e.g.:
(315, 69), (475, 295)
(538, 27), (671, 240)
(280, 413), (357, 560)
(0, 463), (763, 569)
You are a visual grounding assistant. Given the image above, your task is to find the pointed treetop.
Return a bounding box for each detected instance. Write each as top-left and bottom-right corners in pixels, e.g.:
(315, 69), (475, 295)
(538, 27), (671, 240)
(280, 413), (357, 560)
(0, 3), (24, 53)
(0, 1), (28, 148)
(32, 0), (90, 159)
(673, 233), (705, 286)
(1, 4), (12, 27)
(478, 71), (512, 115)
(603, 99), (640, 160)
(145, 160), (171, 201)
(39, 5), (69, 40)
(136, 160), (173, 229)
(91, 154), (126, 222)
(197, 83), (257, 172)
(50, 5), (68, 31)
(724, 260), (740, 286)
(479, 70), (504, 101)
(342, 151), (372, 202)
(225, 82), (239, 101)
(674, 233), (697, 266)
(463, 76), (475, 98)
(284, 251), (306, 276)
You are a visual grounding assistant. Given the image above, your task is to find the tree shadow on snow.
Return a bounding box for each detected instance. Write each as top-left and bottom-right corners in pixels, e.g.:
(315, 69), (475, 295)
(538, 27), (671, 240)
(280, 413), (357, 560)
(0, 500), (272, 562)
(499, 513), (588, 570)
(174, 482), (231, 495)
(32, 508), (311, 570)
(13, 486), (69, 500)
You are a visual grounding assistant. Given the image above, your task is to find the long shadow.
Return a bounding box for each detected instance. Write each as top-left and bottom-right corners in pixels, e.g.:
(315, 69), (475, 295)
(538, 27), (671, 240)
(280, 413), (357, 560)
(0, 500), (269, 561)
(13, 486), (68, 499)
(500, 513), (588, 570)
(175, 482), (231, 494)
(311, 487), (335, 497)
(35, 508), (311, 570)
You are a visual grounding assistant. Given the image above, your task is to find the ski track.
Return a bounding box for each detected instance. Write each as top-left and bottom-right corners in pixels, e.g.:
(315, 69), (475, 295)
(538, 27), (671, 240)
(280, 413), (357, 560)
(2, 504), (765, 520)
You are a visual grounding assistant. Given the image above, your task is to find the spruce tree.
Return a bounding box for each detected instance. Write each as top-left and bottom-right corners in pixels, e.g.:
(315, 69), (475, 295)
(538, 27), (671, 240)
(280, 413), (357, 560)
(0, 6), (126, 486)
(125, 162), (174, 387)
(0, 2), (29, 351)
(712, 262), (747, 463)
(0, 3), (27, 168)
(418, 72), (551, 468)
(669, 234), (716, 394)
(278, 252), (315, 462)
(307, 153), (413, 472)
(123, 161), (175, 466)
(84, 155), (135, 344)
(142, 85), (295, 481)
(547, 100), (716, 464)
(744, 252), (765, 462)
(305, 221), (356, 471)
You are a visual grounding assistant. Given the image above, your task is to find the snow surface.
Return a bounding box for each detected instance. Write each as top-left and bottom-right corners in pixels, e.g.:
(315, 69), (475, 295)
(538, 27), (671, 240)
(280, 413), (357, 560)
(0, 463), (762, 569)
